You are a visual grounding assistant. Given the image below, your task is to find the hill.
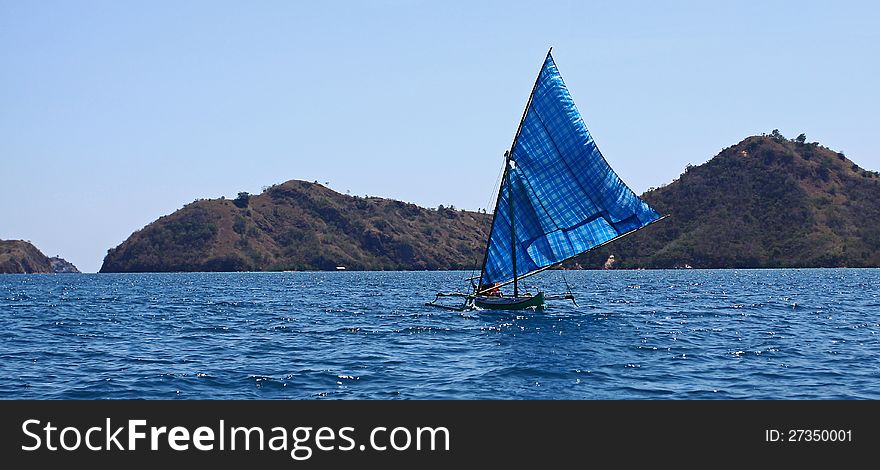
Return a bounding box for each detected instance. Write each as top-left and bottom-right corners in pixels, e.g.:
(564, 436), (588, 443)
(0, 240), (80, 274)
(100, 180), (492, 272)
(101, 133), (880, 273)
(573, 132), (880, 269)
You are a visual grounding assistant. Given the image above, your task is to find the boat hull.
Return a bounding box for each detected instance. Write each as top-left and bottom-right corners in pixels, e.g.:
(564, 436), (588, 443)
(473, 292), (545, 310)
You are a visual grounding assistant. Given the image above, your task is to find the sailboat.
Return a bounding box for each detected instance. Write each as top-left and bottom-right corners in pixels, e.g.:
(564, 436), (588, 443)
(428, 48), (665, 311)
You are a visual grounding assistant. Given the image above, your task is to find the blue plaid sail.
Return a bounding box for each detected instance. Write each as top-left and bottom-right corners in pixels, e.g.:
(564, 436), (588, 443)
(481, 52), (662, 286)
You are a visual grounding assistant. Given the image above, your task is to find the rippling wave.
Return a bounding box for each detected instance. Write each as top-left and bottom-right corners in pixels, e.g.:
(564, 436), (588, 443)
(1, 269), (878, 399)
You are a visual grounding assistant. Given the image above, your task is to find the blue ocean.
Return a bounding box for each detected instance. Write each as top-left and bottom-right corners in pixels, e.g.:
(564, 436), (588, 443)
(1, 269), (878, 399)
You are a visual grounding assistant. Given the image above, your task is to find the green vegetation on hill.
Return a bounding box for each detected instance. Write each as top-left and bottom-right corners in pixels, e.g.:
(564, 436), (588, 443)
(0, 240), (80, 274)
(573, 132), (880, 269)
(100, 180), (492, 272)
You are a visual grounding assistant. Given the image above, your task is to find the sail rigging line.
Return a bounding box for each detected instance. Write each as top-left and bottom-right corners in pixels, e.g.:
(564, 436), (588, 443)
(477, 47), (554, 293)
(551, 268), (578, 306)
(506, 157), (518, 298)
(558, 269), (576, 304)
(485, 157), (505, 216)
(476, 214), (668, 295)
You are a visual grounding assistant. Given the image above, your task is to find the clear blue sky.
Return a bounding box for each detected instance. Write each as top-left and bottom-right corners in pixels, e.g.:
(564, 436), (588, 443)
(2, 1), (878, 272)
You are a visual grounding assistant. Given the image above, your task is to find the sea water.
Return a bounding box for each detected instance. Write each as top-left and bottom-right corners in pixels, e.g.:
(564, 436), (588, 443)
(1, 269), (878, 399)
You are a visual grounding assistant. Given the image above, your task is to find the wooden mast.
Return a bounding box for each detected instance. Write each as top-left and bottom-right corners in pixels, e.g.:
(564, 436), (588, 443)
(507, 156), (518, 298)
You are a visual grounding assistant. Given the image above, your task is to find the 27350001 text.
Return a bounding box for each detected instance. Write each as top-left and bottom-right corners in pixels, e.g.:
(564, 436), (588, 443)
(765, 429), (852, 443)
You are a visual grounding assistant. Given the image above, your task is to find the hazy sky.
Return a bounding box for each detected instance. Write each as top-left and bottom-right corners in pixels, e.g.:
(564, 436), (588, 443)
(2, 1), (878, 272)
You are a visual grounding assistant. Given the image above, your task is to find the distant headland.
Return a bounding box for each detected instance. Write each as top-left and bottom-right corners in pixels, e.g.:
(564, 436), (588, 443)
(0, 240), (80, 274)
(86, 132), (880, 272)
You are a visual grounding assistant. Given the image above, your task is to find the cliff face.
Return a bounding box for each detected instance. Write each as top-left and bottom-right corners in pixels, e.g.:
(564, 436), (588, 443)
(574, 134), (880, 268)
(0, 240), (80, 274)
(101, 180), (492, 272)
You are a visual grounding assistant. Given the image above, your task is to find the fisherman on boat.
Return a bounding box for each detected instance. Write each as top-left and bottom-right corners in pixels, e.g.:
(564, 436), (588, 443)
(478, 282), (502, 297)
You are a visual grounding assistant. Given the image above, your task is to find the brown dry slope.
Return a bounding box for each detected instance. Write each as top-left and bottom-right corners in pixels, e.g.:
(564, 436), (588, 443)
(100, 180), (492, 272)
(0, 240), (80, 273)
(574, 133), (880, 268)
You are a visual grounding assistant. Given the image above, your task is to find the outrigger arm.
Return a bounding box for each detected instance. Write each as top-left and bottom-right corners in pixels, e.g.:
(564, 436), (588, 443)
(425, 291), (474, 311)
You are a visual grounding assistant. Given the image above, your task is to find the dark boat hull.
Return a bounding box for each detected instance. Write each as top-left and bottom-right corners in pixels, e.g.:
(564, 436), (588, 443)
(473, 292), (545, 310)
